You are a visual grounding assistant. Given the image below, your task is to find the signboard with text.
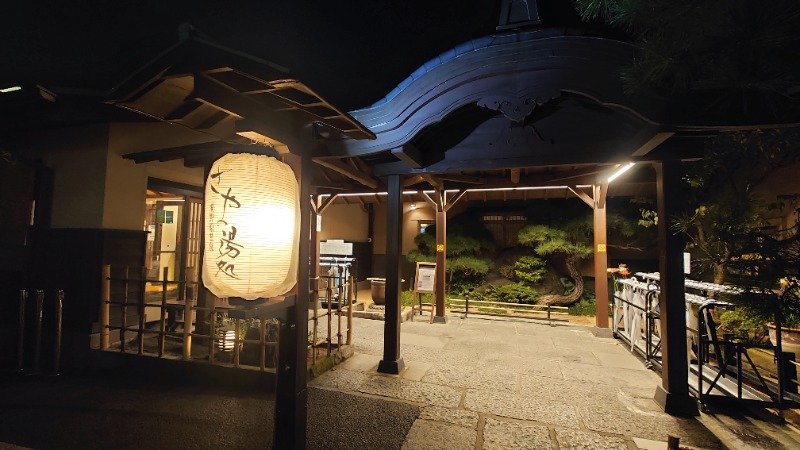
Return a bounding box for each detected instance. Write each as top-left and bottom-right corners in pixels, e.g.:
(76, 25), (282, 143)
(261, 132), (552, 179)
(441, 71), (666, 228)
(414, 262), (436, 294)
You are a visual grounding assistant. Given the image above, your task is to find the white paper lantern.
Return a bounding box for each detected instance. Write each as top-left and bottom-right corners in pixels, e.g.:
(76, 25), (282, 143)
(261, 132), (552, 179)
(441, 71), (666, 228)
(202, 153), (300, 300)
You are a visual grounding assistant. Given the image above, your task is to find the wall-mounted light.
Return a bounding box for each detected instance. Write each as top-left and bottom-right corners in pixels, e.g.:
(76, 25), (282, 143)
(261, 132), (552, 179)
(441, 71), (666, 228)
(608, 162), (636, 183)
(410, 203), (417, 210)
(203, 153), (300, 300)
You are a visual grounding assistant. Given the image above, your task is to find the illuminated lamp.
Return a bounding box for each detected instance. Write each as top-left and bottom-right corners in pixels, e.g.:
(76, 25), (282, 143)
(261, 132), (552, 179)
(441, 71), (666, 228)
(608, 162), (635, 183)
(202, 153), (300, 300)
(217, 326), (236, 352)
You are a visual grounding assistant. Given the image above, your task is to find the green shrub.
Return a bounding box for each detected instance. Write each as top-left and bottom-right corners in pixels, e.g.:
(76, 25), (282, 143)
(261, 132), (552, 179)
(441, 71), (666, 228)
(401, 290), (435, 308)
(447, 256), (492, 295)
(568, 296), (596, 316)
(719, 307), (770, 343)
(513, 255), (546, 285)
(498, 264), (514, 280)
(406, 249), (434, 264)
(482, 283), (539, 304)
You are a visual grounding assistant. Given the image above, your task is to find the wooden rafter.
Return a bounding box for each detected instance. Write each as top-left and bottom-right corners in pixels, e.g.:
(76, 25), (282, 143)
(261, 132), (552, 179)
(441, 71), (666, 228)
(312, 158), (379, 189)
(421, 173), (443, 190)
(569, 185), (594, 208)
(403, 174), (425, 187)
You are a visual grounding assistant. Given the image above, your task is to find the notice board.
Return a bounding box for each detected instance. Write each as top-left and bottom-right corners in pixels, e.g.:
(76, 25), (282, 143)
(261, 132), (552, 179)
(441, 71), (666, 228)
(414, 262), (436, 294)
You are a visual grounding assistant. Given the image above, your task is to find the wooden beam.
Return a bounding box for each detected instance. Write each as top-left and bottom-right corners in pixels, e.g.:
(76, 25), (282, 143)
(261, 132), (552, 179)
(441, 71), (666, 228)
(378, 175), (406, 374)
(235, 119), (290, 153)
(421, 191), (439, 209)
(631, 130), (675, 157)
(193, 73), (300, 150)
(510, 168), (521, 184)
(274, 149), (311, 449)
(593, 185), (609, 328)
(403, 174), (425, 187)
(312, 158), (379, 189)
(391, 143), (424, 169)
(421, 174), (443, 190)
(351, 156), (373, 175)
(434, 207), (447, 323)
(317, 194), (338, 215)
(438, 174), (485, 184)
(444, 190), (468, 213)
(653, 161), (698, 417)
(568, 186), (594, 208)
(597, 181), (609, 209)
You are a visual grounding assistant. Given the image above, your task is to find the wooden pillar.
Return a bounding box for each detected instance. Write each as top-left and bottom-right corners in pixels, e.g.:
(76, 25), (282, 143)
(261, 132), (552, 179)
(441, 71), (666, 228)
(311, 196), (322, 311)
(593, 185), (609, 328)
(434, 196), (447, 323)
(653, 161), (698, 416)
(274, 150), (312, 448)
(195, 164), (213, 339)
(378, 174), (405, 374)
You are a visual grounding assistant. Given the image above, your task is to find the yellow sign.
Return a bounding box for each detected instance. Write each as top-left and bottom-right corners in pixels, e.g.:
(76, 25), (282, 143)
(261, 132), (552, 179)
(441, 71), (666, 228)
(597, 244), (607, 252)
(436, 244), (445, 252)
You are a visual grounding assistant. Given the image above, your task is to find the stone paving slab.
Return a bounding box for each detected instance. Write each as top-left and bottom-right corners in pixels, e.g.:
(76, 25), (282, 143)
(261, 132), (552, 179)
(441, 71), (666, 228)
(480, 354), (565, 380)
(464, 388), (581, 427)
(338, 315), (800, 449)
(418, 406), (480, 429)
(578, 406), (723, 449)
(421, 365), (519, 392)
(310, 368), (370, 392)
(481, 417), (552, 450)
(555, 428), (629, 450)
(401, 419), (476, 450)
(518, 346), (603, 365)
(400, 345), (479, 366)
(517, 374), (629, 410)
(561, 361), (660, 389)
(402, 332), (450, 348)
(401, 361), (433, 381)
(338, 352), (380, 372)
(358, 375), (463, 408)
(592, 349), (652, 370)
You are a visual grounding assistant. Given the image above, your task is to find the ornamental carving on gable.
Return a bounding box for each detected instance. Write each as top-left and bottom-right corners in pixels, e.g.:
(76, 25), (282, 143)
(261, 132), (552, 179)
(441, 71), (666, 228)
(477, 91), (560, 122)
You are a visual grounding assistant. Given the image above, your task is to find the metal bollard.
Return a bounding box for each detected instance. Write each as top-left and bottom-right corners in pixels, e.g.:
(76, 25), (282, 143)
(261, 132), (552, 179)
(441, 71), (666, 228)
(18, 289), (27, 371)
(100, 265), (110, 350)
(53, 290), (64, 376)
(34, 290), (44, 373)
(183, 296), (193, 360)
(547, 302), (552, 326)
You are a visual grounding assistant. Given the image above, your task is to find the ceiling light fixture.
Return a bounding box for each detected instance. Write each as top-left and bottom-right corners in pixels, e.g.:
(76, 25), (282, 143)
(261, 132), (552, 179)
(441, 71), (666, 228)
(0, 86), (22, 93)
(608, 162), (635, 183)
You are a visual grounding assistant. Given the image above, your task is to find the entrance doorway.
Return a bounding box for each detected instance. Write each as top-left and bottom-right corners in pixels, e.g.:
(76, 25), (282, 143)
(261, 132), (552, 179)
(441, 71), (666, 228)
(143, 181), (203, 326)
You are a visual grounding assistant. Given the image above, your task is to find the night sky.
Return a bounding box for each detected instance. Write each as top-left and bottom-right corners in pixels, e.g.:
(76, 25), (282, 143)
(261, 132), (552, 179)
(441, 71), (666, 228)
(0, 1), (595, 111)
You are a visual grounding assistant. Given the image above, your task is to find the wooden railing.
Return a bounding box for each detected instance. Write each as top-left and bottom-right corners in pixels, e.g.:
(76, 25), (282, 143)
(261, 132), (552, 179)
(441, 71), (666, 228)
(448, 297), (568, 325)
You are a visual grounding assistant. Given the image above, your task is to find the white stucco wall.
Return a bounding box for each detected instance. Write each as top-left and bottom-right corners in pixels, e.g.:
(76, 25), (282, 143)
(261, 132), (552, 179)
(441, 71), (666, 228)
(403, 203), (435, 254)
(319, 203), (368, 242)
(371, 201), (436, 255)
(39, 125), (109, 229)
(102, 150), (146, 230)
(104, 122), (210, 230)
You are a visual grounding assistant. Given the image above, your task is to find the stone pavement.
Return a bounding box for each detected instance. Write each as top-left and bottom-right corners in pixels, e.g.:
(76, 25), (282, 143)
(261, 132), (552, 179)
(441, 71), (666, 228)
(3, 313), (800, 449)
(311, 313), (800, 449)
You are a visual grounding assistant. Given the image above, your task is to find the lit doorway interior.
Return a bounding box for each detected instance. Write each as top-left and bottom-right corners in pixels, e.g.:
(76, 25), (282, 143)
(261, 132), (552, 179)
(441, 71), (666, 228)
(144, 182), (203, 327)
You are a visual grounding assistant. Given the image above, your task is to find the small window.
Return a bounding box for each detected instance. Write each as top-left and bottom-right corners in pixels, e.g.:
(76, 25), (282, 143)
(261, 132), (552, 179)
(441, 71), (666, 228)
(418, 220), (435, 234)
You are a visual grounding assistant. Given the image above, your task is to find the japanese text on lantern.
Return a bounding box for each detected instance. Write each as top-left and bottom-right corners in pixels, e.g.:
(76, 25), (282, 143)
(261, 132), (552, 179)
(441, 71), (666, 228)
(209, 166), (244, 279)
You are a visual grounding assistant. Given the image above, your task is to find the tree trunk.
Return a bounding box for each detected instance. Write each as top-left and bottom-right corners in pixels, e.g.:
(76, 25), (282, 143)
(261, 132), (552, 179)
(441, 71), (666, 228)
(538, 257), (584, 307)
